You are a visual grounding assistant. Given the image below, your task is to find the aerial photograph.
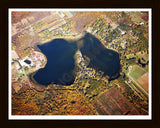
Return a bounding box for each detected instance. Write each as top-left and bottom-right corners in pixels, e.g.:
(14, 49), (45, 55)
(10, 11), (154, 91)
(9, 9), (151, 118)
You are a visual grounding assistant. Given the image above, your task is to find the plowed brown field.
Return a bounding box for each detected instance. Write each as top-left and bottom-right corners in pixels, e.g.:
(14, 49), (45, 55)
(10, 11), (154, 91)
(138, 73), (149, 91)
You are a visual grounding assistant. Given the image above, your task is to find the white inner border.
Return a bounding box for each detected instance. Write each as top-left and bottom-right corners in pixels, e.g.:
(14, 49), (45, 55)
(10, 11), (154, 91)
(8, 8), (152, 120)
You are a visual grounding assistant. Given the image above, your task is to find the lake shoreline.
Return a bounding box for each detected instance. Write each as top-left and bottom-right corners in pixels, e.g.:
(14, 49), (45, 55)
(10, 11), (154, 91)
(32, 32), (120, 87)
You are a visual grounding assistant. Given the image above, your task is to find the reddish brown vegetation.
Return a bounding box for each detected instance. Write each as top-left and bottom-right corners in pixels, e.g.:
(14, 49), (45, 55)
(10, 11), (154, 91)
(12, 12), (30, 23)
(141, 13), (149, 22)
(138, 73), (149, 91)
(94, 87), (140, 115)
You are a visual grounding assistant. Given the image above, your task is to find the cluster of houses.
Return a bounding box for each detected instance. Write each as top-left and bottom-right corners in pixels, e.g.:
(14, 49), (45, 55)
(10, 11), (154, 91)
(75, 50), (98, 79)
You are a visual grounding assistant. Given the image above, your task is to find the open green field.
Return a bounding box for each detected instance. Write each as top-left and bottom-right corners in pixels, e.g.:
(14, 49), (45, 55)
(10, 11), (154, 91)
(129, 65), (146, 80)
(144, 64), (149, 72)
(128, 65), (149, 95)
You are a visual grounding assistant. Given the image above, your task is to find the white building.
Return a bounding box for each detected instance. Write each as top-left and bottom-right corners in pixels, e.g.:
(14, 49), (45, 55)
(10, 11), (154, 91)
(139, 22), (144, 25)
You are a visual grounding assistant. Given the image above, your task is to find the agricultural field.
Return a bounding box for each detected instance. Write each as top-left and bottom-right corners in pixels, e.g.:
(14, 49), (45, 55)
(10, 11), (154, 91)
(129, 65), (146, 80)
(138, 73), (149, 91)
(69, 12), (101, 32)
(94, 87), (140, 115)
(128, 65), (148, 93)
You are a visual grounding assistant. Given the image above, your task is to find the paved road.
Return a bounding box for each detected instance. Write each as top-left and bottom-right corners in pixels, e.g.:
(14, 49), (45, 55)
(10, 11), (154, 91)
(125, 81), (143, 100)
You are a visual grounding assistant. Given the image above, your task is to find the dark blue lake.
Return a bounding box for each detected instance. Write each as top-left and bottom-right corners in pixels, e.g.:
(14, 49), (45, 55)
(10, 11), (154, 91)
(33, 33), (120, 86)
(33, 39), (77, 85)
(80, 33), (121, 78)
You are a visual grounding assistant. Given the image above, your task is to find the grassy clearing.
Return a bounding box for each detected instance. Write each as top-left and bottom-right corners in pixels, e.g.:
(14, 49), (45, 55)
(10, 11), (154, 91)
(129, 65), (149, 95)
(144, 64), (149, 72)
(129, 65), (146, 80)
